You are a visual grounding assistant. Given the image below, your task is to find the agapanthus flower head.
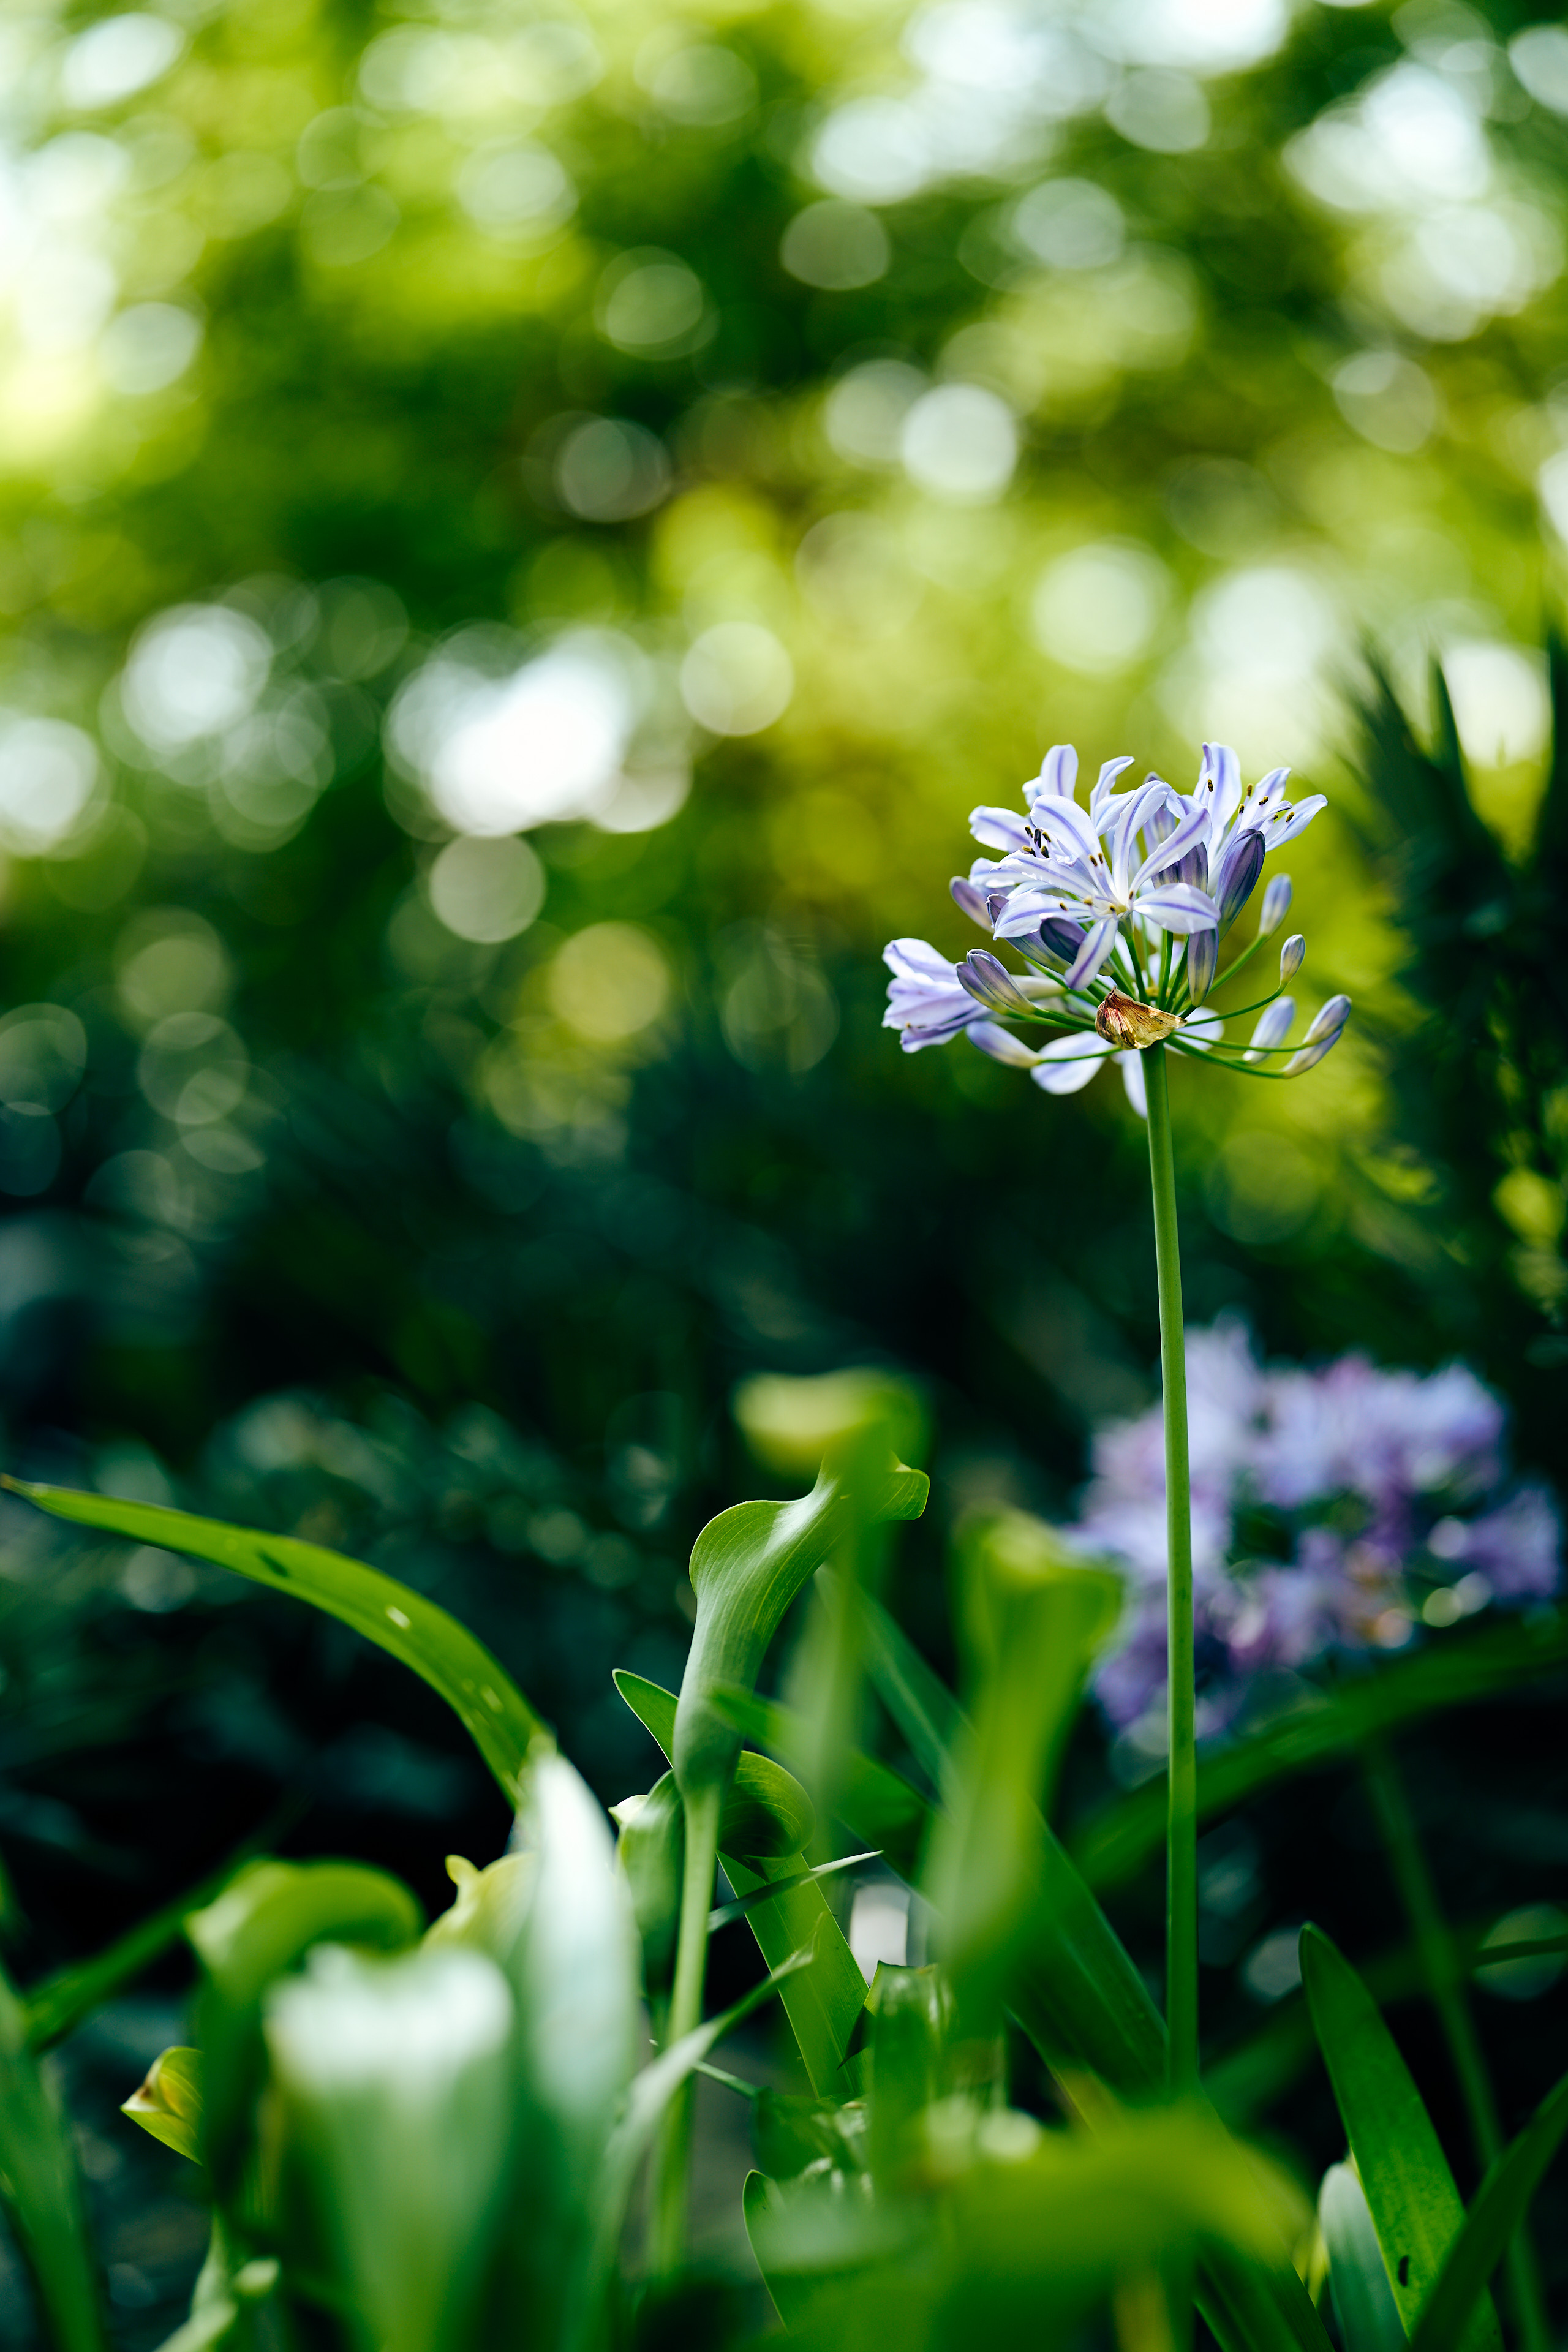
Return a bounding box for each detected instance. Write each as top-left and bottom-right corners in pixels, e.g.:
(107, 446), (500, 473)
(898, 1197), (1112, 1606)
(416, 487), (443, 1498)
(1069, 1319), (1561, 1744)
(884, 739), (1348, 1117)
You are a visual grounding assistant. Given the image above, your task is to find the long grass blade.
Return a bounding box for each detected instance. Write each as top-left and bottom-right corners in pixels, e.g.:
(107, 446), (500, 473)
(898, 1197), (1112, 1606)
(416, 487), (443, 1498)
(4, 1481), (548, 1801)
(0, 1958), (107, 2352)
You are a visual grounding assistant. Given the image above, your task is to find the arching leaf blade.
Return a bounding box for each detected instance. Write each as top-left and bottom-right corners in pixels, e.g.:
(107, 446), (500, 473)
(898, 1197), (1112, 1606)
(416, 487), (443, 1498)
(4, 1480), (548, 1801)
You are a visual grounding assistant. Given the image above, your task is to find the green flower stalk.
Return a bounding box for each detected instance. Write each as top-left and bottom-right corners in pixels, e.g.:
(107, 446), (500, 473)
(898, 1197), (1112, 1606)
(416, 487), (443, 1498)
(884, 739), (1349, 2106)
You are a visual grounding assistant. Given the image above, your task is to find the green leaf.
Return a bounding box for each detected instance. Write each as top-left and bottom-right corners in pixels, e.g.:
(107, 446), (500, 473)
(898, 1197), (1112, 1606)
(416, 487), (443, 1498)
(1300, 1926), (1500, 2352)
(1076, 1613), (1568, 1891)
(187, 1858), (422, 2195)
(708, 1685), (930, 1880)
(668, 1450), (928, 1809)
(1408, 2064), (1568, 2352)
(122, 2046), (203, 2163)
(3, 1480), (548, 1803)
(0, 1957), (107, 2352)
(924, 1513), (1120, 2000)
(613, 1775), (684, 2000)
(614, 1672), (813, 1858)
(586, 1939), (816, 2301)
(614, 1672), (869, 2095)
(744, 2169), (826, 2331)
(859, 1585), (966, 1792)
(1320, 2164), (1406, 2352)
(709, 1680), (1167, 2098)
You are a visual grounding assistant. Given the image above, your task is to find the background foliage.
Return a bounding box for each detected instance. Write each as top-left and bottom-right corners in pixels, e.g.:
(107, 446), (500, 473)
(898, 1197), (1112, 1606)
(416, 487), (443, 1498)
(1, 0), (1567, 2336)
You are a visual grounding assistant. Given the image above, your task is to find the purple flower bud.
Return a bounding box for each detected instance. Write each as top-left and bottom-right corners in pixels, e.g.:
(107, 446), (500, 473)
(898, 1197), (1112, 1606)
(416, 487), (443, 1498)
(1244, 998), (1295, 1060)
(1286, 993), (1350, 1074)
(1279, 933), (1305, 982)
(1038, 916), (1086, 965)
(957, 949), (1035, 1018)
(967, 1020), (1040, 1068)
(950, 876), (992, 930)
(1303, 992), (1351, 1044)
(1186, 927), (1218, 1005)
(1257, 874), (1292, 937)
(1214, 827), (1265, 933)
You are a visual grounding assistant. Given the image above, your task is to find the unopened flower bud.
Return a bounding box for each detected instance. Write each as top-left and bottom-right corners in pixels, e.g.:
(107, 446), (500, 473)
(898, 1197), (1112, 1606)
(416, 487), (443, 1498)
(1286, 993), (1350, 1074)
(950, 876), (992, 930)
(1245, 998), (1295, 1061)
(957, 949), (1034, 1018)
(1257, 875), (1292, 937)
(1279, 933), (1305, 982)
(967, 1020), (1041, 1068)
(1303, 992), (1351, 1044)
(1038, 916), (1085, 965)
(1185, 927), (1218, 1005)
(1215, 827), (1265, 932)
(1095, 990), (1182, 1050)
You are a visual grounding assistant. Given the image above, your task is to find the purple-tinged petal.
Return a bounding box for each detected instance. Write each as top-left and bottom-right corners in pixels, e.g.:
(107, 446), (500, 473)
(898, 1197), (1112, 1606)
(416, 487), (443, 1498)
(1117, 1050), (1148, 1118)
(1244, 998), (1295, 1060)
(1182, 1009), (1223, 1052)
(1029, 794), (1104, 868)
(1279, 933), (1305, 982)
(1089, 755), (1137, 821)
(1065, 916), (1120, 988)
(1132, 882), (1220, 935)
(1131, 800), (1210, 892)
(967, 1020), (1041, 1068)
(970, 805), (1033, 855)
(1196, 742), (1243, 835)
(951, 875), (992, 929)
(1185, 927), (1218, 1004)
(1031, 1033), (1112, 1094)
(1104, 778), (1177, 891)
(1257, 874), (1292, 937)
(1027, 743), (1079, 801)
(1256, 793), (1325, 849)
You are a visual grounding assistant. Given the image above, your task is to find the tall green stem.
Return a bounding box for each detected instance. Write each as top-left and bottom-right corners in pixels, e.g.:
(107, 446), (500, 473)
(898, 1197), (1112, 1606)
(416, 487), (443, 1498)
(650, 1784), (722, 2274)
(1144, 1044), (1197, 2100)
(1362, 1736), (1550, 2352)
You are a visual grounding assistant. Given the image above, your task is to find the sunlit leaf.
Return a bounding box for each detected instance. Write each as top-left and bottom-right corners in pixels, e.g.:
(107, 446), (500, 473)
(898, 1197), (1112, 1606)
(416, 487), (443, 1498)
(1408, 2064), (1568, 2352)
(1301, 1926), (1500, 2352)
(122, 2046), (203, 2164)
(4, 1480), (549, 1802)
(0, 1956), (107, 2352)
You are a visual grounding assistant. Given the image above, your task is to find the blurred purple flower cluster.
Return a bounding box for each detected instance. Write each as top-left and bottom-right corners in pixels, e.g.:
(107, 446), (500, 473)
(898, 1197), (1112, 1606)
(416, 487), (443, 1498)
(1072, 1319), (1562, 1746)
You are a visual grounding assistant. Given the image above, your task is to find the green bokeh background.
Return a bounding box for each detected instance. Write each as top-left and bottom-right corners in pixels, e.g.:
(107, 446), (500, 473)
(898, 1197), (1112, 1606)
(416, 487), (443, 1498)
(1, 0), (1567, 2329)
